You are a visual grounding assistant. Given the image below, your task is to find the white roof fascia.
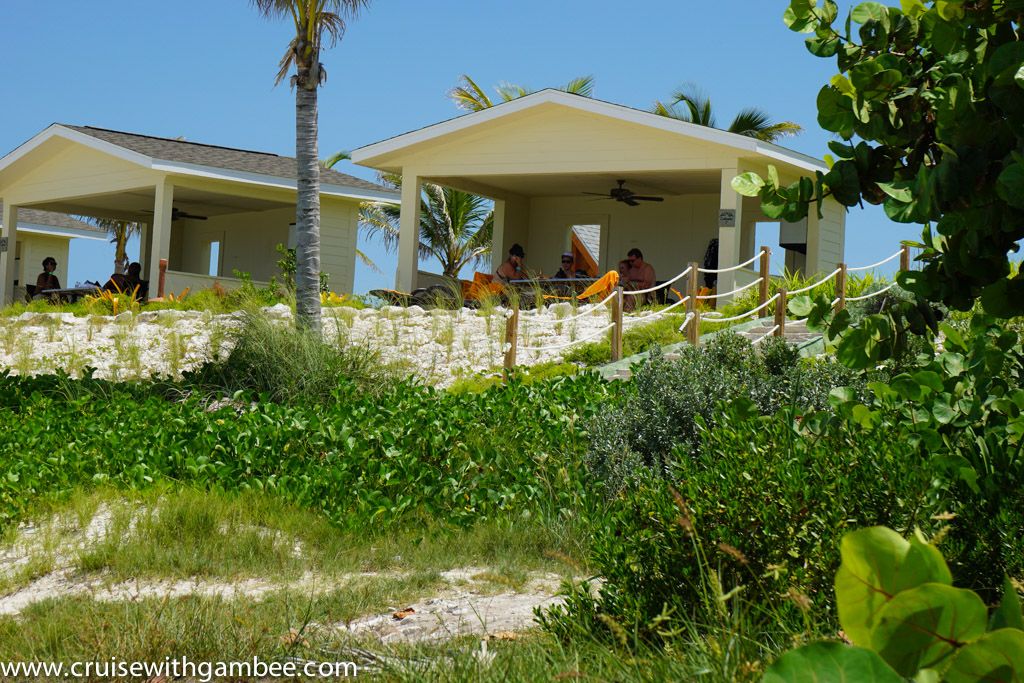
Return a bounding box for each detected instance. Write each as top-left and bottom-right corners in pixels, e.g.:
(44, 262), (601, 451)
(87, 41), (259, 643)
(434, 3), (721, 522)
(152, 159), (399, 202)
(14, 223), (108, 241)
(0, 126), (399, 203)
(351, 89), (827, 174)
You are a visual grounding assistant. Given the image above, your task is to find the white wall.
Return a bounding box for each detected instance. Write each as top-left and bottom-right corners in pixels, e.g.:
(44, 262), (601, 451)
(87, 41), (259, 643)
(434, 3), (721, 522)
(16, 234), (70, 289)
(525, 194), (720, 280)
(166, 199), (359, 293)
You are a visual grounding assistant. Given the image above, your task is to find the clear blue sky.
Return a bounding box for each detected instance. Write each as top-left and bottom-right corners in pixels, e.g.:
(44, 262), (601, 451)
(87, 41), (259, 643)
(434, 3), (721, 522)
(0, 0), (910, 291)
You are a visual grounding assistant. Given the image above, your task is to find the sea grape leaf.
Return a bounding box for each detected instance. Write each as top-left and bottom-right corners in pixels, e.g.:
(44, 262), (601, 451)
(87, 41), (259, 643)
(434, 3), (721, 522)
(762, 642), (903, 683)
(836, 527), (952, 646)
(991, 576), (1024, 632)
(943, 629), (1024, 683)
(870, 583), (988, 676)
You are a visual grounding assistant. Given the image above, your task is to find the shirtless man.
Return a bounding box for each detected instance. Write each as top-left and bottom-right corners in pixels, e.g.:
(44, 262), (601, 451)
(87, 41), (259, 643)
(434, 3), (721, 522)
(495, 243), (528, 283)
(621, 248), (655, 310)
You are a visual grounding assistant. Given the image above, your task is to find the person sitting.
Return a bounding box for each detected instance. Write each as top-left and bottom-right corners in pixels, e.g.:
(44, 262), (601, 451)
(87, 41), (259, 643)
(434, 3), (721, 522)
(621, 248), (656, 310)
(495, 243), (528, 283)
(103, 262), (147, 298)
(555, 252), (588, 279)
(34, 257), (61, 301)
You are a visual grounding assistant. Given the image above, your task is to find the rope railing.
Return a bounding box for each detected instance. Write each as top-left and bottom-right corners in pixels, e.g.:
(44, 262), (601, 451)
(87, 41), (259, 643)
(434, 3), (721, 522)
(518, 322), (616, 353)
(547, 290), (618, 324)
(623, 265), (692, 296)
(788, 268), (842, 296)
(677, 312), (696, 333)
(847, 249), (903, 273)
(751, 325), (780, 345)
(696, 276), (763, 300)
(702, 293), (780, 324)
(623, 295), (691, 325)
(698, 252), (760, 274)
(845, 282), (897, 302)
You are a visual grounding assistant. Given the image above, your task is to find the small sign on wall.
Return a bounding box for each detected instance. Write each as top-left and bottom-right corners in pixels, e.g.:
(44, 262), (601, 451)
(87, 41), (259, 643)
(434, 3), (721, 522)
(718, 209), (736, 228)
(0, 237), (7, 253)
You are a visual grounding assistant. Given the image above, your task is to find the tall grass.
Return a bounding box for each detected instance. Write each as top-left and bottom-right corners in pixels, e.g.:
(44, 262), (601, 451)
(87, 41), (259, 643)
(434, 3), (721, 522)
(184, 310), (399, 403)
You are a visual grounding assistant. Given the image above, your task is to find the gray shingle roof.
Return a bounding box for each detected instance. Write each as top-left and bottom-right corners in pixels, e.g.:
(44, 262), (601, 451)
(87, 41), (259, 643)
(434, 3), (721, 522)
(62, 125), (392, 195)
(572, 224), (601, 263)
(0, 201), (105, 236)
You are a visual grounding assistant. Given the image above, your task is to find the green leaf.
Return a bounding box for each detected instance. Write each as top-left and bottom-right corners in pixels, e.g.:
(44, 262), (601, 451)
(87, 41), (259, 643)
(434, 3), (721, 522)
(931, 395), (956, 425)
(941, 629), (1024, 683)
(997, 162), (1024, 210)
(1017, 65), (1024, 90)
(991, 576), (1024, 632)
(851, 2), (888, 24)
(788, 294), (815, 317)
(876, 181), (913, 202)
(912, 371), (944, 393)
(935, 0), (965, 21)
(870, 583), (988, 676)
(824, 161), (862, 206)
(763, 642), (903, 683)
(817, 86), (857, 138)
(981, 278), (1024, 318)
(732, 172), (766, 197)
(939, 323), (966, 352)
(836, 527), (951, 647)
(899, 0), (926, 16)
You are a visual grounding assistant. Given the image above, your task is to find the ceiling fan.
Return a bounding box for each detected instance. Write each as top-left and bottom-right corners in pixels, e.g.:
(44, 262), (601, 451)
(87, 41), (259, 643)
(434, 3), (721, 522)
(583, 179), (664, 207)
(142, 207), (208, 221)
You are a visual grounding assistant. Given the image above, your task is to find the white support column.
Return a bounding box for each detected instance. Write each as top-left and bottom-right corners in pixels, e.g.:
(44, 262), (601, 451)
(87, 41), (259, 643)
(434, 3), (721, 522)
(491, 199), (506, 273)
(0, 202), (17, 305)
(148, 178), (174, 288)
(395, 172), (422, 292)
(139, 221), (152, 274)
(716, 167), (743, 303)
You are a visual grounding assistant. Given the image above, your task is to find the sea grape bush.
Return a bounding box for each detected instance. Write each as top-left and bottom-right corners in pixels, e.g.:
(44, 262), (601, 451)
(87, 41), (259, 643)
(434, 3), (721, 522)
(0, 371), (613, 530)
(763, 526), (1024, 682)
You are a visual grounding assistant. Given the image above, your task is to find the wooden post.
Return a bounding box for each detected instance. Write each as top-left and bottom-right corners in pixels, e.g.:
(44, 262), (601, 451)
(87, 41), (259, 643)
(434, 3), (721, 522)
(835, 263), (847, 312)
(157, 258), (168, 299)
(758, 245), (771, 308)
(610, 286), (624, 362)
(774, 288), (787, 337)
(503, 305), (519, 373)
(900, 244), (911, 271)
(686, 261), (700, 346)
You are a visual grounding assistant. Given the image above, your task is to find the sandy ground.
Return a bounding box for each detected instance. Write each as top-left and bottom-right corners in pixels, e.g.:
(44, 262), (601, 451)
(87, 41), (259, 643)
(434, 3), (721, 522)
(0, 506), (571, 644)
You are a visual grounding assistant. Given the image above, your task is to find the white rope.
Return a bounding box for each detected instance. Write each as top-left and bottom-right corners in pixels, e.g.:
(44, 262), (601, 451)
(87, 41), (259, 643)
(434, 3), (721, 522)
(696, 277), (763, 300)
(751, 325), (780, 345)
(623, 296), (691, 325)
(788, 268), (842, 295)
(831, 297), (841, 306)
(845, 282), (897, 302)
(698, 252), (760, 274)
(518, 322), (616, 352)
(677, 312), (695, 333)
(549, 291), (618, 324)
(847, 249), (903, 273)
(702, 293), (780, 324)
(623, 266), (692, 296)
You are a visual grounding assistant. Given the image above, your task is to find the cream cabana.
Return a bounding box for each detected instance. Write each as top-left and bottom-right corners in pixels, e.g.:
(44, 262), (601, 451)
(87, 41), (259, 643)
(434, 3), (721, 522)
(351, 90), (846, 299)
(0, 125), (398, 304)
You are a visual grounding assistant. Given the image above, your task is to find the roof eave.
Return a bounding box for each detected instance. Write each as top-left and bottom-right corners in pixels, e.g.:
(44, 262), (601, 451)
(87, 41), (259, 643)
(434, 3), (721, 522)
(351, 89), (827, 175)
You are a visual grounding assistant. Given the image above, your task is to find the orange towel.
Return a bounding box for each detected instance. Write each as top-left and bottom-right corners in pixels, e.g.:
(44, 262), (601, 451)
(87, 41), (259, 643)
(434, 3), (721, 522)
(577, 271), (620, 300)
(463, 272), (504, 301)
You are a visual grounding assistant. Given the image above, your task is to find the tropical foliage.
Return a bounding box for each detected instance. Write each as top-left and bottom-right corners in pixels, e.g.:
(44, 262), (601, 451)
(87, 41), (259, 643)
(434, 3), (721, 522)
(357, 173), (494, 279)
(251, 0), (370, 332)
(735, 0), (1024, 317)
(449, 74), (595, 112)
(651, 85), (803, 142)
(92, 218), (141, 275)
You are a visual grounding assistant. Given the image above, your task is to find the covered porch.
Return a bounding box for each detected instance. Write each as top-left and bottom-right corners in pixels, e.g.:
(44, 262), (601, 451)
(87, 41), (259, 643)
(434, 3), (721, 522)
(0, 124), (396, 304)
(352, 90), (845, 300)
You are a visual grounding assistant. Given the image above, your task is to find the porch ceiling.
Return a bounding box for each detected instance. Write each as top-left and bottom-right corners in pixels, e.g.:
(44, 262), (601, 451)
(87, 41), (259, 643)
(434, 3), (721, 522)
(430, 169), (724, 199)
(21, 186), (292, 222)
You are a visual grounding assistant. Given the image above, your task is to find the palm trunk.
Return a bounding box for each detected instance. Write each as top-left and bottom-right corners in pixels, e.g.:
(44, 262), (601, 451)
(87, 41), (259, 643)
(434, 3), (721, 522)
(294, 63), (322, 333)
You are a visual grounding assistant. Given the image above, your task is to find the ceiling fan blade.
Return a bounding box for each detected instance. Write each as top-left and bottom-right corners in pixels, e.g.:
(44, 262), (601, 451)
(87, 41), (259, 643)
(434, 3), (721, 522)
(624, 198), (640, 207)
(631, 196), (665, 202)
(581, 192), (612, 197)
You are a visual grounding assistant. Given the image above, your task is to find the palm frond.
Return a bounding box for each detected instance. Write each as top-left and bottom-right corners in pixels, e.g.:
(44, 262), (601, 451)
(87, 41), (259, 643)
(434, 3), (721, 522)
(495, 82), (531, 102)
(562, 75), (595, 97)
(670, 84), (715, 127)
(729, 108), (803, 141)
(322, 149), (351, 168)
(355, 247), (380, 273)
(449, 74), (494, 112)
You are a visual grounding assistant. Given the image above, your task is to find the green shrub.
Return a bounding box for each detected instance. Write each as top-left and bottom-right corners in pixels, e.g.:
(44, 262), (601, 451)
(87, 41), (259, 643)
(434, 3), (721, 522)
(542, 399), (943, 646)
(586, 333), (864, 489)
(182, 311), (394, 403)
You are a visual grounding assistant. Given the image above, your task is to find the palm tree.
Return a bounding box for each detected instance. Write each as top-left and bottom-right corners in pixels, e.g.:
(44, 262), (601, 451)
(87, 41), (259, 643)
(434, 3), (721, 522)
(252, 0), (369, 333)
(344, 170), (493, 279)
(90, 218), (140, 276)
(449, 74), (595, 112)
(652, 85), (802, 143)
